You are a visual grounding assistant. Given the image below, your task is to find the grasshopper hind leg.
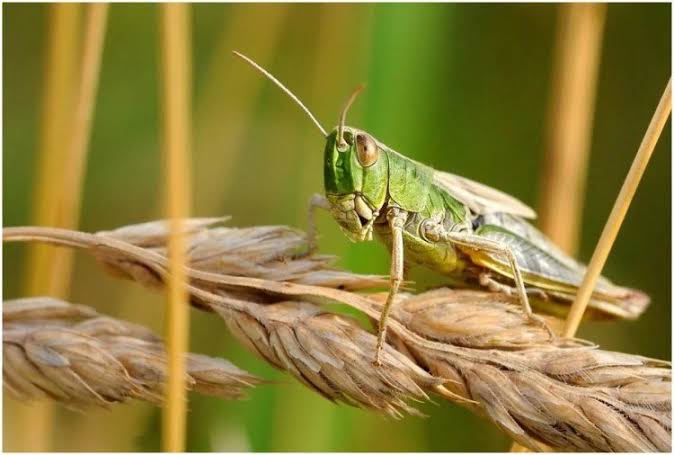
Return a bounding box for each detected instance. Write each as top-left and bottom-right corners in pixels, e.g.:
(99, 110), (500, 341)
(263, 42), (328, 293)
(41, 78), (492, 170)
(445, 231), (556, 338)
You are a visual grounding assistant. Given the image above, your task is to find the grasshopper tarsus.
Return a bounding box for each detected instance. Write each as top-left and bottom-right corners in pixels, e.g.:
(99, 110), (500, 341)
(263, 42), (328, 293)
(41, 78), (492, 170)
(529, 313), (557, 339)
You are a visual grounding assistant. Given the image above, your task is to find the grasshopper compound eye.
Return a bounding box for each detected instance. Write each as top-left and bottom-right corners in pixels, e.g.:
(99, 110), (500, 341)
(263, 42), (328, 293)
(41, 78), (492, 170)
(356, 133), (379, 167)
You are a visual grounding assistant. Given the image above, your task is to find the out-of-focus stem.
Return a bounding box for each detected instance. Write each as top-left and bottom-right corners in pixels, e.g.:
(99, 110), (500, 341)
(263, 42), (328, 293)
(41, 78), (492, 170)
(193, 4), (288, 216)
(23, 5), (81, 300)
(56, 3), (108, 231)
(538, 3), (606, 256)
(10, 3), (82, 452)
(160, 3), (193, 452)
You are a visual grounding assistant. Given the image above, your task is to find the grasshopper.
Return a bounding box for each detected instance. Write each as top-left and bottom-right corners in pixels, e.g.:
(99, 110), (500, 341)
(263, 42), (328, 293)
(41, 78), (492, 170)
(233, 51), (649, 365)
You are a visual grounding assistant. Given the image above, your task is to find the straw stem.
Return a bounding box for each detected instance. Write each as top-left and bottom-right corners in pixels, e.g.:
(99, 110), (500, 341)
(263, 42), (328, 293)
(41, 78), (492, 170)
(159, 3), (193, 452)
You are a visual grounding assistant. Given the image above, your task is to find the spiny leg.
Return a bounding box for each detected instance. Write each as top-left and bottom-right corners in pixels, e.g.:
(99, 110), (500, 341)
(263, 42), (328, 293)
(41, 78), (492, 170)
(374, 207), (408, 366)
(306, 193), (330, 251)
(445, 232), (555, 337)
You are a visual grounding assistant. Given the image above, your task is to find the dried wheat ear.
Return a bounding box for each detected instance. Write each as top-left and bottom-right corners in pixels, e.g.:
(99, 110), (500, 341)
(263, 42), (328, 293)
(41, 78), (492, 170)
(3, 296), (261, 409)
(3, 218), (671, 452)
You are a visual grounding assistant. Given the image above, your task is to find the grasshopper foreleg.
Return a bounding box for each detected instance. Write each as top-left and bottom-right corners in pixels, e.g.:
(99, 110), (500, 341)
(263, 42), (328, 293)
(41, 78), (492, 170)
(306, 193), (331, 252)
(444, 232), (555, 338)
(374, 207), (408, 366)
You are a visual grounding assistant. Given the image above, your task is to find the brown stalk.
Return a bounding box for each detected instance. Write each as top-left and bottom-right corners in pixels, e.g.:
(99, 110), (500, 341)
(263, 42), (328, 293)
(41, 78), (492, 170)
(3, 220), (670, 451)
(3, 297), (260, 408)
(159, 3), (193, 452)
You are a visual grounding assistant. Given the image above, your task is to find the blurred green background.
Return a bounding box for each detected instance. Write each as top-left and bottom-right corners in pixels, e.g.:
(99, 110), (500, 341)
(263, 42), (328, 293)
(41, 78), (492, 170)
(3, 2), (671, 452)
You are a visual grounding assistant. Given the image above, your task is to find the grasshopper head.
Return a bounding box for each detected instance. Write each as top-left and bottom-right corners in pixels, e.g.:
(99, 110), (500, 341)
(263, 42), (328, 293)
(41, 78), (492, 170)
(323, 127), (389, 242)
(230, 52), (389, 242)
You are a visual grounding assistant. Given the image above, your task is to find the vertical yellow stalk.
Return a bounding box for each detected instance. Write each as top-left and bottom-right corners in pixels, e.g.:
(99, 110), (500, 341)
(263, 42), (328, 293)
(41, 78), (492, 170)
(11, 4), (80, 452)
(160, 3), (192, 452)
(563, 78), (671, 337)
(538, 3), (606, 256)
(24, 4), (80, 299)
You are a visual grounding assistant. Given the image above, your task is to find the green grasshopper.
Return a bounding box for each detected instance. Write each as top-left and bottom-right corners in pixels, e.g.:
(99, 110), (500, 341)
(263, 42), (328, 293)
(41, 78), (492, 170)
(233, 51), (649, 365)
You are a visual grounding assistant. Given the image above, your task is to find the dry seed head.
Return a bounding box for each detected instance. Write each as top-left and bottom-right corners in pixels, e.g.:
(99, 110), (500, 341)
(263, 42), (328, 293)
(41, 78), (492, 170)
(97, 218), (387, 293)
(3, 297), (261, 408)
(215, 300), (441, 418)
(394, 289), (671, 452)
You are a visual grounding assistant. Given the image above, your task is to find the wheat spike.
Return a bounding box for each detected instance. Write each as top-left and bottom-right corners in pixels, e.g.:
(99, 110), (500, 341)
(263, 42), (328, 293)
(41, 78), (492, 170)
(3, 297), (261, 408)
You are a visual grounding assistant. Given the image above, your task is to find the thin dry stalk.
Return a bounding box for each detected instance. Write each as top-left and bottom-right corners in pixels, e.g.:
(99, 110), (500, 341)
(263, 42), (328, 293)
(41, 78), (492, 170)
(3, 221), (670, 451)
(160, 3), (193, 452)
(563, 78), (672, 338)
(538, 3), (606, 255)
(14, 4), (82, 452)
(3, 297), (260, 408)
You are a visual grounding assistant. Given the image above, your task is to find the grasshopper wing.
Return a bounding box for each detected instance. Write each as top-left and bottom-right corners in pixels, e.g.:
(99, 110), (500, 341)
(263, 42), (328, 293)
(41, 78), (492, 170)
(462, 214), (650, 320)
(432, 170), (536, 219)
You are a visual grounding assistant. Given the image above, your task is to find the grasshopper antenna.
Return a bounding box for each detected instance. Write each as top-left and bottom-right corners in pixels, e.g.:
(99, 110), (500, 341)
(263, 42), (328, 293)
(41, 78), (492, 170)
(337, 84), (365, 150)
(232, 51), (328, 137)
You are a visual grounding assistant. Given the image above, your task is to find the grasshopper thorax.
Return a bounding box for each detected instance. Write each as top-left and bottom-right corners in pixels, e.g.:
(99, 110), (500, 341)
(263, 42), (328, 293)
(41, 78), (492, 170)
(323, 126), (389, 242)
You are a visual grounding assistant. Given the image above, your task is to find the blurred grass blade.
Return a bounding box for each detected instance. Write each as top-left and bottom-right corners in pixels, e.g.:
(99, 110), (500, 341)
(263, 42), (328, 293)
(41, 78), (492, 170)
(537, 3), (606, 255)
(160, 3), (193, 452)
(13, 3), (82, 451)
(562, 77), (671, 338)
(56, 3), (109, 231)
(193, 4), (288, 216)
